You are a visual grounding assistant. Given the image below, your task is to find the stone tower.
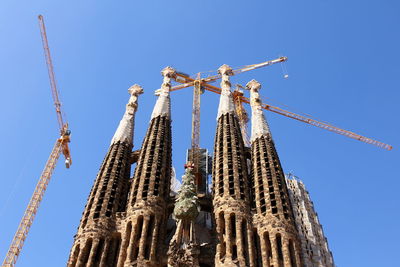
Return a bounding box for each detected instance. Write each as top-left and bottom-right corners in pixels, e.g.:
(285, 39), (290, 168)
(120, 66), (174, 266)
(67, 66), (174, 267)
(67, 66), (335, 267)
(286, 174), (335, 267)
(246, 79), (302, 267)
(211, 65), (254, 267)
(67, 84), (144, 267)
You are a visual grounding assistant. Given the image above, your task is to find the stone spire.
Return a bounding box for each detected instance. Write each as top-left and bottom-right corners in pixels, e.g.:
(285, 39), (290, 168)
(151, 66), (175, 119)
(247, 80), (303, 267)
(216, 64), (235, 119)
(118, 67), (175, 266)
(67, 85), (143, 267)
(212, 64), (254, 267)
(246, 79), (271, 142)
(111, 84), (144, 145)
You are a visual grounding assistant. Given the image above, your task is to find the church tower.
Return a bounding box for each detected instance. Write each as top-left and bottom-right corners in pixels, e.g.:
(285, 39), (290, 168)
(67, 66), (335, 267)
(211, 65), (254, 267)
(120, 66), (174, 266)
(246, 80), (302, 267)
(67, 84), (144, 267)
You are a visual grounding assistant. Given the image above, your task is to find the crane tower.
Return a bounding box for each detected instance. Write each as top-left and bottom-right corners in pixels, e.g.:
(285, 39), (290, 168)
(1, 15), (71, 267)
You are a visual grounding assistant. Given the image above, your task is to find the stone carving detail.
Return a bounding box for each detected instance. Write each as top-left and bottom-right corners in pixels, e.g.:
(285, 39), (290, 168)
(167, 163), (200, 267)
(245, 79), (271, 142)
(67, 67), (334, 267)
(286, 175), (335, 267)
(247, 79), (304, 267)
(111, 84), (143, 145)
(216, 64), (236, 119)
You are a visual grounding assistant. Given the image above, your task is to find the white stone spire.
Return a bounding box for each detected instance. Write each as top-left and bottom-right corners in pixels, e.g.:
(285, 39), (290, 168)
(246, 79), (271, 142)
(111, 84), (144, 145)
(151, 66), (176, 119)
(216, 64), (235, 120)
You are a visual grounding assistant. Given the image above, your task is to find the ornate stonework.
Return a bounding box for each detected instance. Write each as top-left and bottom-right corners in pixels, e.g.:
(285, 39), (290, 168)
(286, 175), (335, 267)
(247, 80), (303, 267)
(67, 66), (334, 267)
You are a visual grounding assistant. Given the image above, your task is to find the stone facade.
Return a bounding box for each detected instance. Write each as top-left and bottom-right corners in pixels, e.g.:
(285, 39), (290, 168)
(211, 65), (254, 267)
(67, 67), (334, 267)
(246, 80), (302, 267)
(286, 175), (335, 267)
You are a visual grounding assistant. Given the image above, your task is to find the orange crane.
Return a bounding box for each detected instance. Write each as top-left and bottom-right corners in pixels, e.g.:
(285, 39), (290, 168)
(2, 15), (71, 267)
(173, 57), (289, 193)
(233, 84), (251, 147)
(170, 57), (392, 151)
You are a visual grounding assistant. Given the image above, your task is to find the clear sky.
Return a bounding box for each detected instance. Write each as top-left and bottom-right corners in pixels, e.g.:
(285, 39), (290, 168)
(0, 1), (399, 266)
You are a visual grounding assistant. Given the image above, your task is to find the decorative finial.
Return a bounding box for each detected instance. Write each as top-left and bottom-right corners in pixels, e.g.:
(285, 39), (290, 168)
(128, 84), (144, 96)
(126, 84), (144, 115)
(246, 79), (261, 92)
(218, 64), (234, 76)
(246, 80), (271, 141)
(111, 84), (143, 145)
(151, 67), (174, 119)
(161, 66), (176, 78)
(216, 64), (235, 119)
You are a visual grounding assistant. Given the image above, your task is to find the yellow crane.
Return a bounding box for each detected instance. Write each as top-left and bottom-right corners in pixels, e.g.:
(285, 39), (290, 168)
(2, 15), (71, 267)
(170, 57), (392, 151)
(173, 57), (290, 192)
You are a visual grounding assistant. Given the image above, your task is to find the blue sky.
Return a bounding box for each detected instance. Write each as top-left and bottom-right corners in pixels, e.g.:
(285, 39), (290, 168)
(0, 1), (399, 266)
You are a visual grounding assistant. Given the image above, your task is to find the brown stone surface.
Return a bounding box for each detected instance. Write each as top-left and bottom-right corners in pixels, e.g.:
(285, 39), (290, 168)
(68, 68), (334, 267)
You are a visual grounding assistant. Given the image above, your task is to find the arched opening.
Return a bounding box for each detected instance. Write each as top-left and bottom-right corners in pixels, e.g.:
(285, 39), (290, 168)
(69, 244), (80, 267)
(276, 233), (284, 267)
(218, 211), (226, 259)
(289, 239), (297, 267)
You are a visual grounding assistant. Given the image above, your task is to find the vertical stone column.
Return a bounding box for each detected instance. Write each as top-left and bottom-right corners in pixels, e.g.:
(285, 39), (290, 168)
(246, 79), (303, 267)
(212, 64), (253, 267)
(120, 67), (175, 267)
(67, 85), (143, 267)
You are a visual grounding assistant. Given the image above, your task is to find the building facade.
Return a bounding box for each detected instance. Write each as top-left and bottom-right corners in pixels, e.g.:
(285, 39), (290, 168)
(67, 66), (334, 267)
(286, 174), (335, 267)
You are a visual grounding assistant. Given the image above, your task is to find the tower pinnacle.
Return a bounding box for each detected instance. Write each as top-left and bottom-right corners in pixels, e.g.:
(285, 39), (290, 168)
(111, 84), (143, 145)
(246, 79), (271, 142)
(216, 64), (235, 119)
(151, 66), (176, 119)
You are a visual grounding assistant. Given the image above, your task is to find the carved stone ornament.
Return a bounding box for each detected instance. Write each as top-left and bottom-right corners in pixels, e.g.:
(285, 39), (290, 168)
(246, 79), (261, 92)
(217, 64), (234, 76)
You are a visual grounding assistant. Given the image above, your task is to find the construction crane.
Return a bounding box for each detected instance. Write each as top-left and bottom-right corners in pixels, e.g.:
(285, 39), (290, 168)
(190, 73), (203, 190)
(172, 57), (288, 193)
(2, 15), (72, 267)
(170, 57), (392, 152)
(233, 84), (251, 147)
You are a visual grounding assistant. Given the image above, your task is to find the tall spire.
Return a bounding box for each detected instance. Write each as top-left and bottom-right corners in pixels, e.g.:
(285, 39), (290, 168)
(216, 64), (235, 119)
(151, 66), (175, 119)
(246, 79), (271, 142)
(119, 67), (175, 266)
(212, 64), (254, 267)
(111, 84), (144, 145)
(246, 79), (303, 267)
(68, 85), (143, 267)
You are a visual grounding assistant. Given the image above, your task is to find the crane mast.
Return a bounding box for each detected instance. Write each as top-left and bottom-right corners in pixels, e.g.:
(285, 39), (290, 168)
(2, 139), (64, 267)
(190, 74), (203, 190)
(174, 57), (288, 194)
(2, 15), (71, 267)
(233, 85), (250, 147)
